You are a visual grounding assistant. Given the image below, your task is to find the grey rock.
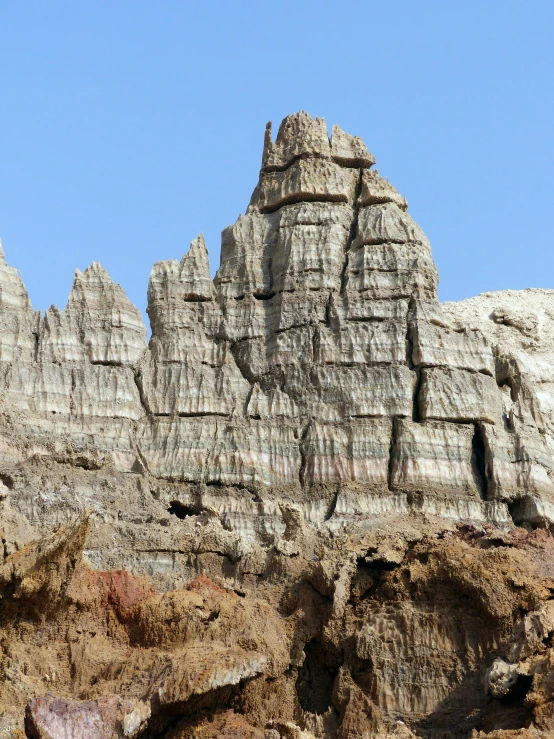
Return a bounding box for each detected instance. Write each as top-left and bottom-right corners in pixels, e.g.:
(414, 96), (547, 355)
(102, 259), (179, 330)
(391, 419), (482, 498)
(249, 157), (359, 214)
(419, 367), (503, 424)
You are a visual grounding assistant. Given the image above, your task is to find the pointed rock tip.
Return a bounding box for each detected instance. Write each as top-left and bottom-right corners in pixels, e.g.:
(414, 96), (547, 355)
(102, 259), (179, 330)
(189, 233), (208, 255)
(357, 169), (407, 210)
(330, 122), (375, 168)
(181, 234), (210, 271)
(77, 262), (113, 281)
(275, 110), (326, 141)
(176, 233), (214, 300)
(261, 111), (375, 170)
(262, 111), (329, 171)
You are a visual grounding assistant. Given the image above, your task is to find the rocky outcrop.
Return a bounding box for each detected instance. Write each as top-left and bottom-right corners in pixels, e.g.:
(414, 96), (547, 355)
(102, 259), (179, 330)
(4, 512), (554, 739)
(1, 111), (554, 737)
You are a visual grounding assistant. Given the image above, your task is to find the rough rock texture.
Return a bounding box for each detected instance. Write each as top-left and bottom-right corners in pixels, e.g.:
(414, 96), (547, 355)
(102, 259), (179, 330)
(1, 112), (554, 737)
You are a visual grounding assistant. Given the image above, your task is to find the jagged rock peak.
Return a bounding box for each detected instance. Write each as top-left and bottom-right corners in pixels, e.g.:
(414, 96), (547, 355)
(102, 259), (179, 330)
(178, 234), (214, 301)
(249, 113), (396, 214)
(34, 260), (147, 366)
(69, 261), (139, 312)
(0, 240), (33, 311)
(148, 234), (215, 312)
(261, 111), (376, 172)
(0, 240), (37, 362)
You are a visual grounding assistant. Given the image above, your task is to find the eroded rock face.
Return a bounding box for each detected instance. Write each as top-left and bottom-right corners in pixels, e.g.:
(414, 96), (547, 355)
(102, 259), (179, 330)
(1, 111), (554, 738)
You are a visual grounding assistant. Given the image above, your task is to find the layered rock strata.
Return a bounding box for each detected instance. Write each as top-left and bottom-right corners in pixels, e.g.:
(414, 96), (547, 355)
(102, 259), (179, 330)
(1, 112), (554, 738)
(3, 112), (552, 549)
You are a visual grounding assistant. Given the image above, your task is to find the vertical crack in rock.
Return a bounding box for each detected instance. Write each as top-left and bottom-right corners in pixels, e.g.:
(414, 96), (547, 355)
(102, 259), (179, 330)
(412, 369), (423, 422)
(387, 417), (397, 491)
(133, 368), (152, 416)
(406, 298), (416, 370)
(298, 422), (310, 488)
(324, 491), (338, 521)
(229, 339), (257, 385)
(32, 330), (39, 362)
(339, 168), (364, 296)
(472, 423), (488, 500)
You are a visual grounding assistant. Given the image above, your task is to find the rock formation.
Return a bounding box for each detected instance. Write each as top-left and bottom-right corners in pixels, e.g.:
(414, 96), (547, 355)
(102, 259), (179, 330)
(1, 112), (554, 737)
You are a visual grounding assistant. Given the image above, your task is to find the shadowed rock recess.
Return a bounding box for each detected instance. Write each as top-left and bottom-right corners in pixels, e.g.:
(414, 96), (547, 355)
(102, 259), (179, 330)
(2, 113), (554, 738)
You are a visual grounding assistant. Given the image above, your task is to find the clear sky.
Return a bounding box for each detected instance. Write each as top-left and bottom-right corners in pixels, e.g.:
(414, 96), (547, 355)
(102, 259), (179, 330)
(1, 1), (553, 321)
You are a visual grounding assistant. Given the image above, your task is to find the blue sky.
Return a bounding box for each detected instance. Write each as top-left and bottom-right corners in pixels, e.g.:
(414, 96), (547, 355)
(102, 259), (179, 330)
(1, 1), (553, 321)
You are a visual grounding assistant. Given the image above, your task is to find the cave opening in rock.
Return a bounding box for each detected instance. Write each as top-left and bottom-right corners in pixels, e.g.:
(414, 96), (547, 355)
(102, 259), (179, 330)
(507, 497), (546, 531)
(167, 501), (200, 519)
(0, 474), (14, 490)
(499, 673), (533, 705)
(296, 639), (338, 715)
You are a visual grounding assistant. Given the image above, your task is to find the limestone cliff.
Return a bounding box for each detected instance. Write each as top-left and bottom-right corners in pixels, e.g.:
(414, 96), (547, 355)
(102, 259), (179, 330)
(1, 113), (554, 738)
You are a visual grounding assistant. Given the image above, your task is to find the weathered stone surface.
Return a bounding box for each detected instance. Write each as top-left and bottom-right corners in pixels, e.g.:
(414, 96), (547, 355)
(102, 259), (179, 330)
(301, 418), (391, 489)
(345, 242), (438, 300)
(37, 305), (86, 363)
(248, 158), (359, 214)
(65, 262), (147, 365)
(316, 320), (407, 365)
(353, 202), (431, 248)
(137, 417), (301, 490)
(330, 123), (375, 168)
(166, 710), (265, 739)
(391, 419), (482, 497)
(271, 203), (352, 292)
(215, 212), (279, 299)
(410, 319), (494, 375)
(25, 694), (150, 739)
(261, 112), (330, 171)
(357, 169), (408, 210)
(419, 367), (503, 423)
(311, 364), (415, 419)
(3, 362), (73, 415)
(443, 288), (554, 455)
(136, 417), (217, 482)
(149, 236), (214, 308)
(344, 295), (409, 322)
(481, 422), (554, 501)
(37, 263), (147, 366)
(155, 645), (268, 707)
(485, 658), (521, 699)
(72, 365), (143, 420)
(140, 356), (249, 417)
(207, 422), (301, 489)
(260, 112), (375, 172)
(148, 245), (223, 366)
(246, 384), (298, 420)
